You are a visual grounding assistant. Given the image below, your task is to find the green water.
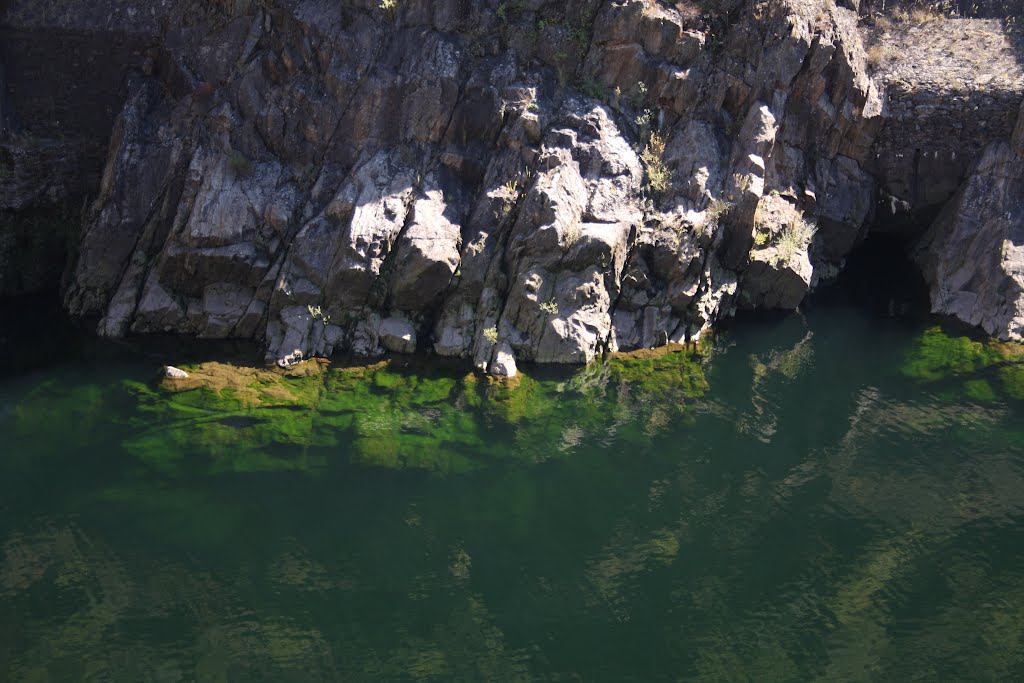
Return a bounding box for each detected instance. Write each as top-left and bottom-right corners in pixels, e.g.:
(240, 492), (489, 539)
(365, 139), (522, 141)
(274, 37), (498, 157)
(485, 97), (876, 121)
(3, 274), (1024, 680)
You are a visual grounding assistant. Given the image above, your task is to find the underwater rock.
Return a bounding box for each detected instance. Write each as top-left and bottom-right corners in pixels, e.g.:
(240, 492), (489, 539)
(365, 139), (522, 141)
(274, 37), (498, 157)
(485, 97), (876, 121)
(137, 348), (708, 474)
(901, 325), (1024, 402)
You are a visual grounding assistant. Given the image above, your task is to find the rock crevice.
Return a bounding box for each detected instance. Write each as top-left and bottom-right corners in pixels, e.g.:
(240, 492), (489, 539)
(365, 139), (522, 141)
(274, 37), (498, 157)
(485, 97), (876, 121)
(1, 0), (1022, 365)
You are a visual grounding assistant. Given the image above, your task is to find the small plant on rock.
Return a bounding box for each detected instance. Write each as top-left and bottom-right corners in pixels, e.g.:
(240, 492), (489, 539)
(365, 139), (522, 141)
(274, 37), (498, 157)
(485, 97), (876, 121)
(866, 44), (886, 70)
(704, 198), (731, 229)
(635, 109), (653, 141)
(673, 1), (703, 25)
(563, 223), (582, 247)
(641, 132), (672, 194)
(483, 326), (499, 345)
(568, 24), (590, 51)
(553, 51), (569, 87)
(307, 304), (331, 326)
(579, 78), (605, 100)
(631, 81), (648, 109)
(775, 214), (816, 262)
(539, 299), (559, 315)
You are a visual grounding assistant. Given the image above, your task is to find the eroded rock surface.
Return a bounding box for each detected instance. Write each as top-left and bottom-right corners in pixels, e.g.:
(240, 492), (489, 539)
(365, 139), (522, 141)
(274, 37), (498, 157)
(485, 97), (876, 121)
(0, 0), (1019, 368)
(915, 134), (1024, 341)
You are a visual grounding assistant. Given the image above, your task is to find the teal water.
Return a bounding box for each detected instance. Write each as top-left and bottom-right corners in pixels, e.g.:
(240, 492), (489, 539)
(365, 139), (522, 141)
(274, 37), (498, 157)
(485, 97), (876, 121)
(3, 271), (1024, 680)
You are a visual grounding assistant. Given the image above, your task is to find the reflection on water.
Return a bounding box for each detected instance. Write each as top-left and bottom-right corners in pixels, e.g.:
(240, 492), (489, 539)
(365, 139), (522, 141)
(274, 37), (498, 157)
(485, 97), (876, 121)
(2, 303), (1024, 680)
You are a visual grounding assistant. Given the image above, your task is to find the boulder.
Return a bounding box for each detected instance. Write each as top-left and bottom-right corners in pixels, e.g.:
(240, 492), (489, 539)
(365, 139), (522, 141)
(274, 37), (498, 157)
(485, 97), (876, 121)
(164, 365), (189, 379)
(488, 342), (518, 378)
(379, 316), (417, 354)
(498, 98), (642, 365)
(276, 349), (304, 368)
(737, 194), (815, 310)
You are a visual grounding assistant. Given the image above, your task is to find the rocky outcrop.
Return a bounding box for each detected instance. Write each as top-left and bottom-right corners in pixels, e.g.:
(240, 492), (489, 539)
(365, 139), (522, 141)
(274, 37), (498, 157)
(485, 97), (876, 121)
(914, 100), (1024, 341)
(864, 11), (1024, 342)
(1, 0), (1020, 368)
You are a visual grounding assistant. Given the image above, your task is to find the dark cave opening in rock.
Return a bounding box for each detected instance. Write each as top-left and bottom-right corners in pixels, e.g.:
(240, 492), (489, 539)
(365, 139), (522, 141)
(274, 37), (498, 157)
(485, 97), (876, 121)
(806, 229), (931, 321)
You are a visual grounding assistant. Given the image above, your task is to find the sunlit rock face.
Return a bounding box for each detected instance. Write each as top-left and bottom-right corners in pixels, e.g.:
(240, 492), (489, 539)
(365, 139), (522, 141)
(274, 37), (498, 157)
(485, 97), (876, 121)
(913, 136), (1024, 342)
(1, 0), (1018, 368)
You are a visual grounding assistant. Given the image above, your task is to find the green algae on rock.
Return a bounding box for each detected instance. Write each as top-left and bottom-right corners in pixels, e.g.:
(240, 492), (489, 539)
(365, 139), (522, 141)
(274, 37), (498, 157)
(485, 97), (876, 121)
(137, 349), (710, 475)
(901, 325), (1024, 401)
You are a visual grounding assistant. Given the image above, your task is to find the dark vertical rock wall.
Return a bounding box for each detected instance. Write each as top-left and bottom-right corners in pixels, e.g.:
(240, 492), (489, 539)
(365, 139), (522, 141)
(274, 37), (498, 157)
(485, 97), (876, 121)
(0, 3), (164, 295)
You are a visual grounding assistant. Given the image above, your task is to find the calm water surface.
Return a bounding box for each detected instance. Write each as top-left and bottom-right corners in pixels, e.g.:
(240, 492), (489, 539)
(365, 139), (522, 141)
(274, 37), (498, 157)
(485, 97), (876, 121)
(2, 265), (1024, 681)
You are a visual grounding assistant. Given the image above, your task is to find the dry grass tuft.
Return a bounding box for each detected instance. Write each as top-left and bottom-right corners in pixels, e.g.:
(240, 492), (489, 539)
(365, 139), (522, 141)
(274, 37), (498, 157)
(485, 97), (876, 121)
(866, 44), (888, 70)
(673, 1), (703, 25)
(641, 132), (672, 194)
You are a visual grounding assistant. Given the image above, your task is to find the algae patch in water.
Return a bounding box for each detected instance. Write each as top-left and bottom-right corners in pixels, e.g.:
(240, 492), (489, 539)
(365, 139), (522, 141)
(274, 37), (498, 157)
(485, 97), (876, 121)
(132, 349), (710, 475)
(901, 326), (1024, 401)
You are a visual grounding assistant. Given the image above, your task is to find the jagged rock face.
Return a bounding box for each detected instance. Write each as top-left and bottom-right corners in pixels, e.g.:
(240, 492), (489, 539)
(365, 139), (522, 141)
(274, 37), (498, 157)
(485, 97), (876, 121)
(51, 0), (888, 369)
(914, 137), (1024, 342)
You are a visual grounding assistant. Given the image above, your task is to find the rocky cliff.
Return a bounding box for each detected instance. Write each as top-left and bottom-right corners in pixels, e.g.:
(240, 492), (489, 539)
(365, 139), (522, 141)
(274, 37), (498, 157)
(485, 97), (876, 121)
(2, 0), (1022, 371)
(913, 99), (1024, 341)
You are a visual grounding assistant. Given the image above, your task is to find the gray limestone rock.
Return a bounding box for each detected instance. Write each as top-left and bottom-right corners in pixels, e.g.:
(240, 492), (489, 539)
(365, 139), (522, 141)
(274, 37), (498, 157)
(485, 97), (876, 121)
(497, 98), (642, 365)
(738, 194), (815, 310)
(1013, 99), (1024, 158)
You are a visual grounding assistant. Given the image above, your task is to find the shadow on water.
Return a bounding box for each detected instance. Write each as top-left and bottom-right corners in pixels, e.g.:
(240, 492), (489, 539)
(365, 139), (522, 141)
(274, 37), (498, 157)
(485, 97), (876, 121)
(0, 292), (79, 378)
(808, 231), (931, 320)
(0, 290), (269, 381)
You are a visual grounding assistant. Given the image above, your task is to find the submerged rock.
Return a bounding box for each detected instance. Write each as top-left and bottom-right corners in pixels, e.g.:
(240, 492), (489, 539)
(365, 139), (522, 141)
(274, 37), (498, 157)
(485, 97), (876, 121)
(901, 325), (1024, 402)
(139, 349), (708, 474)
